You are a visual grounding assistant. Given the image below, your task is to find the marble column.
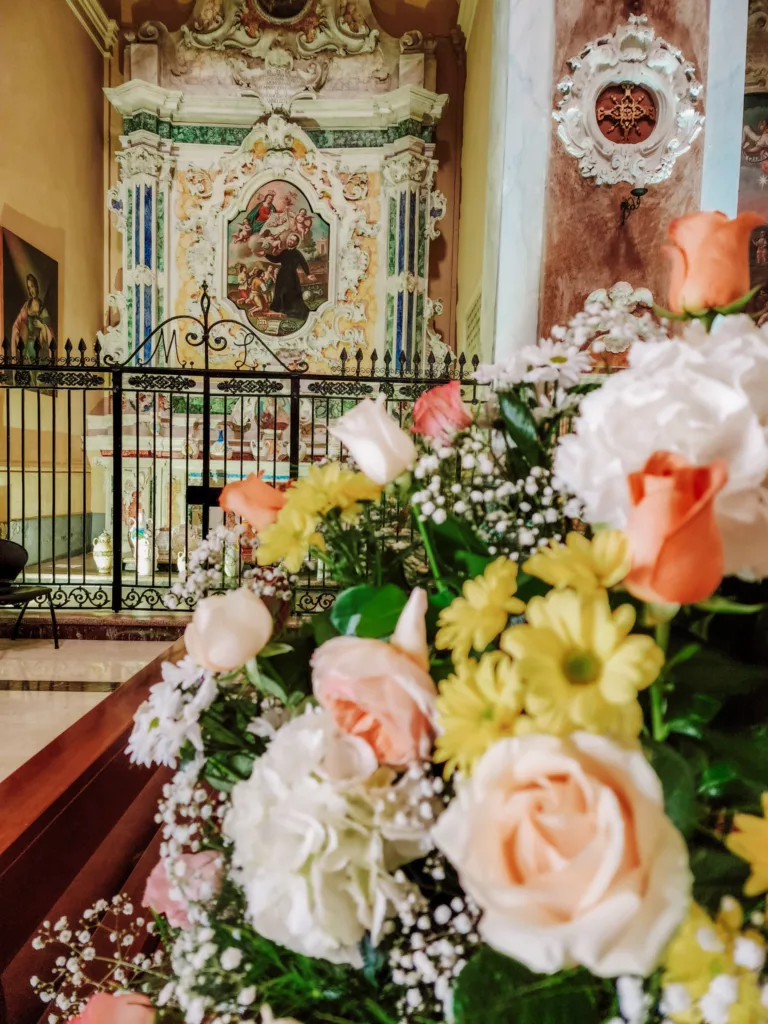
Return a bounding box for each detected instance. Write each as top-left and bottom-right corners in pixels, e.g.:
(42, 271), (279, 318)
(114, 134), (175, 366)
(700, 0), (748, 216)
(383, 138), (445, 364)
(483, 0), (556, 360)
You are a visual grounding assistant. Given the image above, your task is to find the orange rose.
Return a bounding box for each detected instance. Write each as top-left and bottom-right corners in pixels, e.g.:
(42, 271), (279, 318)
(665, 210), (764, 313)
(219, 472), (286, 532)
(624, 451), (728, 606)
(311, 589), (437, 767)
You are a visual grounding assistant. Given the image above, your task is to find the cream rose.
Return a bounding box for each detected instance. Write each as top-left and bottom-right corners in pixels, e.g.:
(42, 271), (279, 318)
(184, 586), (273, 672)
(433, 733), (691, 978)
(328, 394), (418, 485)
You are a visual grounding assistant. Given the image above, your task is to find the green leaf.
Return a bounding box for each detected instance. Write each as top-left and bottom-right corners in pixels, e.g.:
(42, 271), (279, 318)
(515, 571), (552, 603)
(690, 846), (750, 912)
(330, 585), (379, 636)
(312, 609), (339, 646)
(644, 739), (698, 837)
(497, 391), (543, 469)
(699, 762), (740, 798)
(453, 948), (601, 1024)
(694, 596), (765, 615)
(429, 514), (490, 558)
(670, 648), (768, 696)
(701, 728), (768, 790)
(259, 642), (294, 658)
(715, 284), (763, 315)
(329, 583), (408, 639)
(455, 550), (495, 578)
(355, 584), (409, 639)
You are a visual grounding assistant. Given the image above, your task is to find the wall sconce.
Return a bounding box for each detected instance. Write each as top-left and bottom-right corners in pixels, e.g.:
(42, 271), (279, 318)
(620, 187), (648, 226)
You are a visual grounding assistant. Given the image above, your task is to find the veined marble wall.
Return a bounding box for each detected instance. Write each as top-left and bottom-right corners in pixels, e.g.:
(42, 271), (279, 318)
(539, 0), (710, 336)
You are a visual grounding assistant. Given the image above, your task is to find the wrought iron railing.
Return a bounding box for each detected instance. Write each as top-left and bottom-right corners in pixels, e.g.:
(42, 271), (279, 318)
(1, 297), (486, 614)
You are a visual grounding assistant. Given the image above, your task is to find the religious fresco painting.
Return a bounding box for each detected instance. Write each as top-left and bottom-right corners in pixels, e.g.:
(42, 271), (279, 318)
(740, 96), (768, 325)
(1, 228), (58, 360)
(227, 179), (330, 337)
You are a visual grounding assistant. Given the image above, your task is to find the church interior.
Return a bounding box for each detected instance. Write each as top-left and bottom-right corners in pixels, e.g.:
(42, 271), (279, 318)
(2, 1), (768, 1022)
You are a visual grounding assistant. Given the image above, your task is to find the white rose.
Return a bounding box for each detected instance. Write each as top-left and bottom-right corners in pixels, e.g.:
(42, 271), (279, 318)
(184, 586), (273, 673)
(433, 733), (691, 978)
(328, 394), (418, 484)
(554, 320), (768, 578)
(223, 710), (430, 966)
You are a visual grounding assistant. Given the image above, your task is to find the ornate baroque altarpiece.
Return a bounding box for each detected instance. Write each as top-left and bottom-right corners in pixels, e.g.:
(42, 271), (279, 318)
(103, 0), (449, 371)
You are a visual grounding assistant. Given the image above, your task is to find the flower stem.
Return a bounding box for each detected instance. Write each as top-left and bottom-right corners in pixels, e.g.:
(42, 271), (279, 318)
(415, 515), (447, 593)
(650, 619), (671, 742)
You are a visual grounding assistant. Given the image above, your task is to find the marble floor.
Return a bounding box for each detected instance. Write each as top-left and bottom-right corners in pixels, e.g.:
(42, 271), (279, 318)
(0, 637), (171, 781)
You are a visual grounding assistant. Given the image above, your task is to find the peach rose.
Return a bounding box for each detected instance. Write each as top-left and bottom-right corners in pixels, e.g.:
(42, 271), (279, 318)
(67, 993), (154, 1024)
(328, 394), (418, 485)
(433, 733), (692, 977)
(142, 851), (223, 928)
(185, 586), (273, 672)
(666, 210), (764, 313)
(311, 588), (437, 766)
(219, 472), (286, 533)
(624, 451), (728, 605)
(412, 381), (473, 443)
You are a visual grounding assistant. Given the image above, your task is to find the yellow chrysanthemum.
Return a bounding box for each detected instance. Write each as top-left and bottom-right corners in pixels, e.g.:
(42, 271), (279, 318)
(256, 507), (324, 574)
(523, 530), (632, 594)
(727, 793), (768, 897)
(434, 651), (524, 777)
(256, 465), (381, 572)
(500, 588), (663, 742)
(288, 463), (382, 519)
(435, 558), (526, 661)
(663, 899), (768, 1024)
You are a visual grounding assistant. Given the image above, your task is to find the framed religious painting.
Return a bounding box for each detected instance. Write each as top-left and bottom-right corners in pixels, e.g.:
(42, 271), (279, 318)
(2, 228), (58, 363)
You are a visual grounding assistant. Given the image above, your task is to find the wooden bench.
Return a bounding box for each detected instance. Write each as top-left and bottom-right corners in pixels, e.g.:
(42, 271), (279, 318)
(0, 639), (183, 1024)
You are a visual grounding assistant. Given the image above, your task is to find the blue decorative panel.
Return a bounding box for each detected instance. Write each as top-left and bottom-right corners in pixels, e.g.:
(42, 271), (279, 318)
(126, 189), (133, 270)
(396, 292), (404, 358)
(134, 187), (140, 269)
(144, 185), (152, 268)
(397, 193), (406, 274)
(408, 192), (417, 274)
(406, 291), (415, 362)
(134, 284), (140, 364)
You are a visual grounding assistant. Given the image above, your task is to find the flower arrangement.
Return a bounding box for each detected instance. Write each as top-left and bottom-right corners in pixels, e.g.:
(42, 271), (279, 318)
(32, 210), (768, 1024)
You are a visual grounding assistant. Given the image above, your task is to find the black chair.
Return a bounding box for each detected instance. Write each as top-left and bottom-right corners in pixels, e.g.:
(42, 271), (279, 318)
(0, 539), (59, 648)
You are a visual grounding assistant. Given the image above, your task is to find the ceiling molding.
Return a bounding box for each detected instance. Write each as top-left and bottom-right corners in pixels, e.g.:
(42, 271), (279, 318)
(104, 80), (449, 131)
(65, 0), (119, 56)
(458, 0), (478, 41)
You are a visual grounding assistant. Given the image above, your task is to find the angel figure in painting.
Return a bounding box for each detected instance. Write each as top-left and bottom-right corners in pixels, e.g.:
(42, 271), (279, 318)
(12, 273), (54, 360)
(266, 233), (315, 321)
(755, 230), (768, 267)
(743, 121), (768, 158)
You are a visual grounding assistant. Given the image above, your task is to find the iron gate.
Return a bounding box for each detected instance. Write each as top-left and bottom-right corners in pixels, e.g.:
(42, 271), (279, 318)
(1, 289), (485, 614)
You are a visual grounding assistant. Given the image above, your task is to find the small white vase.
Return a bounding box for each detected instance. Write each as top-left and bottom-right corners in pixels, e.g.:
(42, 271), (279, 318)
(93, 532), (113, 576)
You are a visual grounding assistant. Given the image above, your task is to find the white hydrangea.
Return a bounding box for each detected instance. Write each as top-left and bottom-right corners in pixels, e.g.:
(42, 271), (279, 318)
(555, 316), (768, 579)
(223, 709), (432, 967)
(127, 656), (217, 768)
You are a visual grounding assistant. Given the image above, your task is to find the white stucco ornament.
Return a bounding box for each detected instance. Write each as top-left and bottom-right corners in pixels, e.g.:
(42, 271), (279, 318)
(553, 15), (704, 187)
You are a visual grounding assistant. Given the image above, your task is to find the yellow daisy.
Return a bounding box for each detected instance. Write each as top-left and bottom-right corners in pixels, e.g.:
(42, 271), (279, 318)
(434, 651), (524, 777)
(256, 507), (324, 574)
(523, 530), (632, 594)
(500, 588), (663, 741)
(727, 792), (768, 897)
(255, 465), (381, 572)
(435, 558), (526, 662)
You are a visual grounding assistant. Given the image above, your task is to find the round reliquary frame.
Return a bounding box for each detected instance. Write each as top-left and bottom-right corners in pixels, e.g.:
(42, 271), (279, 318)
(553, 15), (704, 187)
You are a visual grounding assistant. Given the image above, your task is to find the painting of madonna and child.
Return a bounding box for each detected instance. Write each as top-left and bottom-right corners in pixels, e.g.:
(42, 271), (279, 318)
(227, 180), (330, 337)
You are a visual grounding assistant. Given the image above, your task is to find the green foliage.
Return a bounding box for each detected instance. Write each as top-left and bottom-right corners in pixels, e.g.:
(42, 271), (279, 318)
(330, 583), (409, 639)
(496, 391), (543, 473)
(453, 949), (607, 1024)
(690, 846), (751, 913)
(644, 738), (698, 838)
